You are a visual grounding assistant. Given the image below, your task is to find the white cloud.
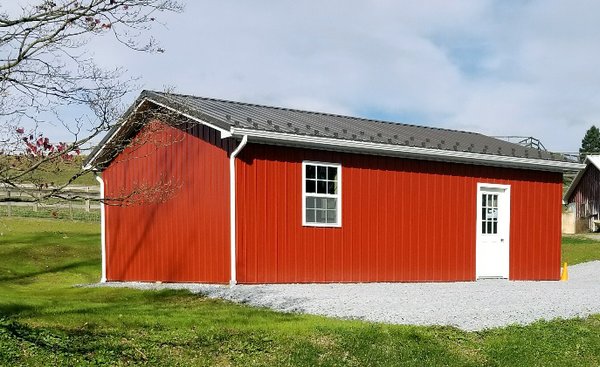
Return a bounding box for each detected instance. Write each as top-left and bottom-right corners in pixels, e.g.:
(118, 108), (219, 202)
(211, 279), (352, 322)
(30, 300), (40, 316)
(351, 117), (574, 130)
(10, 0), (600, 152)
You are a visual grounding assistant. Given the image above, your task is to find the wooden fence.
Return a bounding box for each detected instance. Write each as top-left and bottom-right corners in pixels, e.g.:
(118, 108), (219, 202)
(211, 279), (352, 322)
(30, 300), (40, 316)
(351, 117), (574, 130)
(0, 184), (101, 218)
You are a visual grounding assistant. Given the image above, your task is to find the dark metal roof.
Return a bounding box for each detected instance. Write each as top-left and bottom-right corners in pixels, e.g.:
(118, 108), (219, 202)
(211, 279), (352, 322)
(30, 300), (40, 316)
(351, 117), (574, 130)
(86, 90), (572, 169)
(147, 90), (566, 161)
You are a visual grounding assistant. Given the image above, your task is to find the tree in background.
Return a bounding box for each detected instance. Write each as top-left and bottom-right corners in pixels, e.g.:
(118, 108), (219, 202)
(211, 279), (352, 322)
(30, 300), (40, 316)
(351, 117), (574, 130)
(0, 0), (183, 199)
(580, 125), (600, 162)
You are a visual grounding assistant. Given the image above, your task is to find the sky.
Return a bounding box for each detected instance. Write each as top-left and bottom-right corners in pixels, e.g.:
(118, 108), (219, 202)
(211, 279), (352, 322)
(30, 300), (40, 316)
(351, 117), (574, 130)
(8, 0), (600, 152)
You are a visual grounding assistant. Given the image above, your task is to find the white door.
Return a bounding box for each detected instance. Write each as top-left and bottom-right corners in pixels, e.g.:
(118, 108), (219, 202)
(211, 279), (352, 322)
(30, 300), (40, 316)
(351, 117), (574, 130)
(476, 183), (510, 279)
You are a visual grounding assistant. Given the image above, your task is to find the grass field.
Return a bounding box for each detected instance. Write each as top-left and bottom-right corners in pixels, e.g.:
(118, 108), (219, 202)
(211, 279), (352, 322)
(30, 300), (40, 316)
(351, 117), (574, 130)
(6, 156), (97, 187)
(1, 218), (600, 366)
(562, 235), (600, 266)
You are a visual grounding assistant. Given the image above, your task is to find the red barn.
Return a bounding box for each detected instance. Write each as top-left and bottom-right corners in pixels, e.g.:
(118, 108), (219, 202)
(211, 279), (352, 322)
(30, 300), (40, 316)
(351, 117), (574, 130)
(564, 155), (600, 232)
(85, 91), (583, 284)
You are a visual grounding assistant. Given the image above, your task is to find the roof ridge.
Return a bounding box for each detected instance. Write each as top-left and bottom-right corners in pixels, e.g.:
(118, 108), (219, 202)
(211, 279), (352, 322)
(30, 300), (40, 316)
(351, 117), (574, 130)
(145, 90), (482, 136)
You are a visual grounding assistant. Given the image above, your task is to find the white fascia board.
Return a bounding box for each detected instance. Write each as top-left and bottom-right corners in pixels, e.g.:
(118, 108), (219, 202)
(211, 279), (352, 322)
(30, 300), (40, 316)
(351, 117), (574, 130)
(83, 98), (149, 170)
(147, 98), (232, 138)
(84, 97), (233, 170)
(231, 128), (585, 173)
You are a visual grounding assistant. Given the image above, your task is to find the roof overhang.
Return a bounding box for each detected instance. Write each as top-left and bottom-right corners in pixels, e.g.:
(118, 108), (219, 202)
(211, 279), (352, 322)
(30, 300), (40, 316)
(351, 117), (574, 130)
(83, 96), (232, 170)
(231, 128), (585, 173)
(84, 93), (585, 174)
(563, 155), (600, 201)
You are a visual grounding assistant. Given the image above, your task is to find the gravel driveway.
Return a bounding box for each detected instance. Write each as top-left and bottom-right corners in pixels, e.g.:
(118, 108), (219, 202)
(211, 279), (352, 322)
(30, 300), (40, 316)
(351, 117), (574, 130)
(97, 261), (600, 331)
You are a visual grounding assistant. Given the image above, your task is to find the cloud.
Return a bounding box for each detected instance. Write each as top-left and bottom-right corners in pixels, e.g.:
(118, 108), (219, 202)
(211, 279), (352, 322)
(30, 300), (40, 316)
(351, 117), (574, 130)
(12, 0), (600, 152)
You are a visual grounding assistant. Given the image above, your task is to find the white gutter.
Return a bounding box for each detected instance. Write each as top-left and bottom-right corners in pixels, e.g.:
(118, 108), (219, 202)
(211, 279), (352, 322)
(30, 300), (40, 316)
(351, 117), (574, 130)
(229, 135), (248, 287)
(232, 128), (585, 173)
(95, 173), (107, 283)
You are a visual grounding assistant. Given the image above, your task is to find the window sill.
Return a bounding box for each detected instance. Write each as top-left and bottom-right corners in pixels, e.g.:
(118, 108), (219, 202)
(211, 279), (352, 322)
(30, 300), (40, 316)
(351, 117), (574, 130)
(302, 223), (342, 228)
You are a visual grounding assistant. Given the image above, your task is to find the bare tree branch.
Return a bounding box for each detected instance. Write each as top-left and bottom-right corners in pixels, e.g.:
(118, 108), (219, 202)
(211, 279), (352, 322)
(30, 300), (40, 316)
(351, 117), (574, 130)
(0, 0), (184, 202)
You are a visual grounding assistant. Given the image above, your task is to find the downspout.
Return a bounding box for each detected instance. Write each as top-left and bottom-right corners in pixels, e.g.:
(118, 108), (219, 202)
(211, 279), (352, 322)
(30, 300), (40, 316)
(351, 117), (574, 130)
(94, 172), (107, 283)
(229, 135), (248, 287)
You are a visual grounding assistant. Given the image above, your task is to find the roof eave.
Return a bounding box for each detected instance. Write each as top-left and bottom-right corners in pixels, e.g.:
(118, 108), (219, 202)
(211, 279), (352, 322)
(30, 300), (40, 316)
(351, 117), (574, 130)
(83, 93), (233, 170)
(83, 96), (151, 171)
(232, 128), (585, 173)
(563, 156), (599, 201)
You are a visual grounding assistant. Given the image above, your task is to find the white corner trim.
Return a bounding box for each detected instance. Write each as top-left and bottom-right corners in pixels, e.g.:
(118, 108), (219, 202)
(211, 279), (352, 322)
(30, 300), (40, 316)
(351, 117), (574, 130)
(231, 128), (585, 172)
(229, 135), (248, 287)
(95, 173), (107, 283)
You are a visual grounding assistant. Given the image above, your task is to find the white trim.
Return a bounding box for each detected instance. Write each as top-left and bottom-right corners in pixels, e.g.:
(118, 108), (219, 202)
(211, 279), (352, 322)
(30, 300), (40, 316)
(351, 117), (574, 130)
(84, 97), (233, 170)
(229, 135), (248, 287)
(95, 173), (107, 283)
(83, 99), (149, 171)
(302, 161), (342, 227)
(232, 128), (584, 172)
(147, 98), (232, 139)
(476, 182), (511, 279)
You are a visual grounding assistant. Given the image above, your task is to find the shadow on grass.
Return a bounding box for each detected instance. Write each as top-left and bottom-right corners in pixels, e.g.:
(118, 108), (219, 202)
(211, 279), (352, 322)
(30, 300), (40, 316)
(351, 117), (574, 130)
(0, 303), (35, 318)
(0, 259), (98, 283)
(0, 317), (142, 363)
(0, 232), (99, 247)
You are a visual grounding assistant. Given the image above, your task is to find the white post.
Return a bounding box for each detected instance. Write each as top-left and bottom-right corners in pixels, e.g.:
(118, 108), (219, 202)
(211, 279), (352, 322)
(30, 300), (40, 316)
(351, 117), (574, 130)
(6, 189), (11, 217)
(229, 135), (248, 287)
(85, 186), (91, 212)
(95, 173), (107, 283)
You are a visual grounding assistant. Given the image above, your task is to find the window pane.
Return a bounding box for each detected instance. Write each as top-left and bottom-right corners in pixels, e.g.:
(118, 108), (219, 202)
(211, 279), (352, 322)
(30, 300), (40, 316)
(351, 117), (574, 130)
(493, 222), (498, 234)
(327, 198), (337, 209)
(316, 209), (327, 223)
(317, 166), (327, 179)
(492, 195), (498, 207)
(306, 209), (315, 222)
(487, 222), (492, 234)
(306, 197), (316, 209)
(315, 198), (326, 209)
(326, 210), (337, 223)
(327, 181), (337, 194)
(482, 194), (486, 207)
(482, 221), (486, 234)
(306, 165), (316, 178)
(482, 208), (486, 220)
(487, 196), (492, 207)
(327, 167), (338, 181)
(317, 180), (327, 194)
(306, 180), (316, 193)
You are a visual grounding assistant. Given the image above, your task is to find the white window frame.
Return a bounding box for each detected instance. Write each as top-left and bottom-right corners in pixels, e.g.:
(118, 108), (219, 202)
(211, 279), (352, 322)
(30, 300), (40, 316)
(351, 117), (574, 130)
(302, 161), (342, 227)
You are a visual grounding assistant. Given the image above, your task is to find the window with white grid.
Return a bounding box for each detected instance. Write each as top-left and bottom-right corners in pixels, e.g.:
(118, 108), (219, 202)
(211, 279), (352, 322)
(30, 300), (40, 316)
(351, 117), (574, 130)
(302, 161), (341, 227)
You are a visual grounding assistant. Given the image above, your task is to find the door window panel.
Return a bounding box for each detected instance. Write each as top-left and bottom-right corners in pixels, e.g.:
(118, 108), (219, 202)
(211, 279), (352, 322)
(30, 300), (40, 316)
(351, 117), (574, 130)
(481, 193), (499, 235)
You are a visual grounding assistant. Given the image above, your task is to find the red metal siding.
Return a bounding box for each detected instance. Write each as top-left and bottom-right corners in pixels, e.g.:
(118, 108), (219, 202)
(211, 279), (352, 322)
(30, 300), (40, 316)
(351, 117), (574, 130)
(103, 120), (233, 283)
(568, 165), (600, 218)
(236, 144), (563, 283)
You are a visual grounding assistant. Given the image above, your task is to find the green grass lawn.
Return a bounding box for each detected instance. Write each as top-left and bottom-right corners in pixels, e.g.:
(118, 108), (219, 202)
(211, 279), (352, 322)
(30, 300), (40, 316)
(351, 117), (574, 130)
(5, 155), (98, 187)
(1, 218), (600, 366)
(562, 235), (600, 266)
